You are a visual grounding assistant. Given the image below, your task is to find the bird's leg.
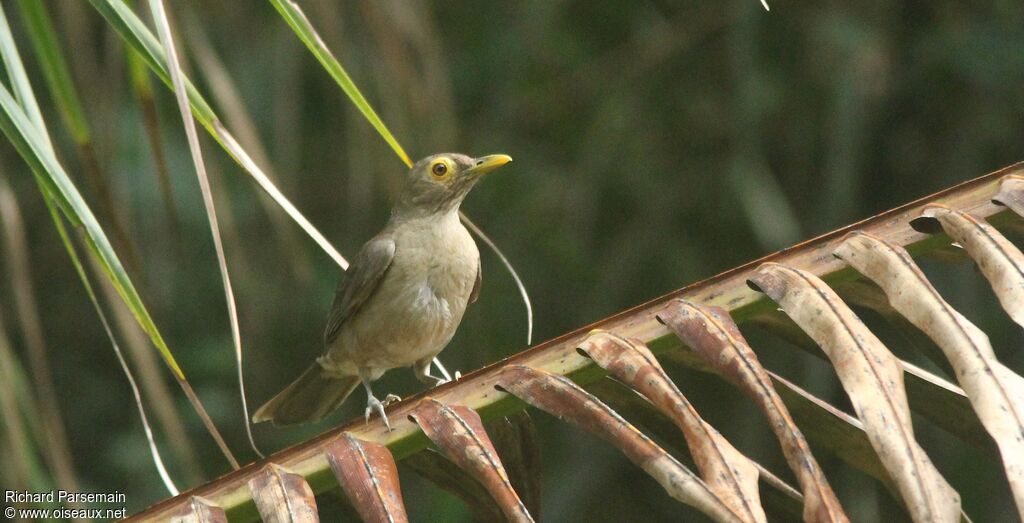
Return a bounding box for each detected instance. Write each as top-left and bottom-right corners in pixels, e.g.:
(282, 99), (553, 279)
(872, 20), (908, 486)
(433, 358), (453, 382)
(414, 357), (448, 387)
(432, 357), (462, 382)
(360, 374), (392, 431)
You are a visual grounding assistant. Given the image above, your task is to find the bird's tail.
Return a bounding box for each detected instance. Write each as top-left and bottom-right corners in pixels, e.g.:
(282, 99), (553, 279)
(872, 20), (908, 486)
(252, 363), (360, 426)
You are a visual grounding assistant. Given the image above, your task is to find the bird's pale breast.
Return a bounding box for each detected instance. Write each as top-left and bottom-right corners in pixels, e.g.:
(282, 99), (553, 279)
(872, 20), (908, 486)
(328, 213), (479, 377)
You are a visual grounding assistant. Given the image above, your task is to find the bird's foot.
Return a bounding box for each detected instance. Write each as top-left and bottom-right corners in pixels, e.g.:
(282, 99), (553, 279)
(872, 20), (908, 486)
(365, 396), (392, 431)
(426, 358), (461, 385)
(383, 394), (401, 405)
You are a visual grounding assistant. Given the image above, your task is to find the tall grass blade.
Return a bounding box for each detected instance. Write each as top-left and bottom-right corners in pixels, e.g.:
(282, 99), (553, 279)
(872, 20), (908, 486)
(0, 308), (51, 493)
(268, 0), (412, 168)
(127, 44), (181, 235)
(0, 2), (178, 379)
(13, 0), (88, 140)
(96, 261), (204, 483)
(461, 214), (534, 344)
(0, 177), (80, 496)
(269, 0), (534, 343)
(15, 0), (140, 274)
(43, 196), (179, 495)
(0, 3), (50, 154)
(183, 10), (312, 281)
(89, 0), (349, 270)
(148, 0), (261, 459)
(0, 4), (238, 469)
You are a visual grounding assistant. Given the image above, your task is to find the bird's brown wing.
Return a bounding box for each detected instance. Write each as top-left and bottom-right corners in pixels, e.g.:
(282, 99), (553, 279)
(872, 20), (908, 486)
(323, 237), (396, 347)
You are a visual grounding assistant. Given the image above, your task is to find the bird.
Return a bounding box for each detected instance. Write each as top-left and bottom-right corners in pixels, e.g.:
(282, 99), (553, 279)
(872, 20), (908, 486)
(253, 153), (512, 429)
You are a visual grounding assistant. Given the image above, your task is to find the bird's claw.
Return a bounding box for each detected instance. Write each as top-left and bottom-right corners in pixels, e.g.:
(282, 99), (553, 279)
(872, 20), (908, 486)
(365, 396), (392, 431)
(440, 370), (462, 384)
(384, 394), (401, 405)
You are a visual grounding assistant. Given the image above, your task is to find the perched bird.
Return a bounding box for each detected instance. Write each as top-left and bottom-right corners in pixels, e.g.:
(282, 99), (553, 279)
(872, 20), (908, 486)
(253, 153), (512, 429)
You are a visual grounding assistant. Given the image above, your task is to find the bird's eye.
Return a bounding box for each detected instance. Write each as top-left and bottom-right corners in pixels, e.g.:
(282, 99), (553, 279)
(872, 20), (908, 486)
(430, 159), (452, 179)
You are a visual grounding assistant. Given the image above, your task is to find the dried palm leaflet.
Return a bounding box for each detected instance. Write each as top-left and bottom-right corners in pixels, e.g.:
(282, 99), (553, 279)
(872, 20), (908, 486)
(744, 297), (992, 455)
(169, 496), (227, 523)
(577, 330), (765, 523)
(657, 300), (847, 523)
(247, 463), (318, 523)
(325, 433), (408, 523)
(485, 411), (541, 517)
(409, 399), (533, 523)
(835, 231), (1024, 518)
(748, 263), (960, 523)
(993, 175), (1024, 221)
(495, 364), (745, 523)
(914, 203), (1024, 329)
(124, 163), (1024, 522)
(402, 448), (507, 522)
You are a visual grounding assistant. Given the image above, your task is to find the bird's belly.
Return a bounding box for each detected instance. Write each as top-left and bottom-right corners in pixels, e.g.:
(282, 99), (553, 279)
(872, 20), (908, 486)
(332, 272), (471, 372)
(377, 281), (459, 361)
(324, 217), (479, 377)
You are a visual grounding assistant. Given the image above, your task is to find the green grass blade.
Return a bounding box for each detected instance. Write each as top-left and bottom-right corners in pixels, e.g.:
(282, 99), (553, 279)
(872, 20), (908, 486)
(0, 3), (50, 152)
(267, 1), (535, 345)
(42, 193), (180, 495)
(0, 10), (158, 377)
(268, 0), (413, 168)
(0, 177), (81, 496)
(89, 0), (349, 270)
(148, 0), (260, 459)
(0, 315), (53, 494)
(0, 5), (182, 377)
(0, 80), (184, 380)
(461, 214), (534, 344)
(0, 2), (72, 217)
(0, 63), (241, 471)
(14, 0), (90, 143)
(15, 0), (141, 277)
(88, 0), (215, 118)
(126, 41), (181, 232)
(0, 2), (215, 476)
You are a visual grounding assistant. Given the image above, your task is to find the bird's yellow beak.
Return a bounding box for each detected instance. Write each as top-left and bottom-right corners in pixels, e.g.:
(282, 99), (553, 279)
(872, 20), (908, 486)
(467, 154), (512, 176)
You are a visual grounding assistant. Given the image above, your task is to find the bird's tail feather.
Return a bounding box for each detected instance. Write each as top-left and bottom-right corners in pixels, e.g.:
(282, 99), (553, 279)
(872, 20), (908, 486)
(252, 363), (360, 426)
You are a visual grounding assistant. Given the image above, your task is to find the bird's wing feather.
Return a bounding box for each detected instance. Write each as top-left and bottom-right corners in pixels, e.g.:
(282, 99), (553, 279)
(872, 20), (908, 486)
(323, 237), (396, 346)
(469, 262), (482, 304)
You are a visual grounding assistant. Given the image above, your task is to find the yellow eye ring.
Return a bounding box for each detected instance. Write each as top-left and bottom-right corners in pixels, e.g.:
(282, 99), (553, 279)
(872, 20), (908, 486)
(429, 158), (454, 180)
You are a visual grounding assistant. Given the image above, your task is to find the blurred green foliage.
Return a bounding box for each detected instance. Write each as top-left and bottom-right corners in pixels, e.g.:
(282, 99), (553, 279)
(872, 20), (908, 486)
(1, 0), (1023, 521)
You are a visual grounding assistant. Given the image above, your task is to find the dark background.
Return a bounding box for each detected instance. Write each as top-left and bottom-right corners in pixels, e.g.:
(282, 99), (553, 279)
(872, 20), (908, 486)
(2, 1), (1023, 521)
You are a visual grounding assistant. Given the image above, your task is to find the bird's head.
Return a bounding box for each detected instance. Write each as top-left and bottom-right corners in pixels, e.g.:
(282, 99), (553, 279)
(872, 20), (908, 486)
(394, 153), (512, 217)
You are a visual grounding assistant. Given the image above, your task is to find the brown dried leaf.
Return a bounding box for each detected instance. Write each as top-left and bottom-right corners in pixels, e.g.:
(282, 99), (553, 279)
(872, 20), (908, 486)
(587, 377), (806, 521)
(657, 300), (847, 523)
(993, 175), (1024, 216)
(918, 203), (1024, 329)
(410, 399), (534, 523)
(325, 433), (408, 523)
(247, 464), (319, 523)
(836, 231), (1024, 518)
(748, 263), (960, 523)
(748, 304), (994, 455)
(495, 365), (745, 523)
(578, 331), (766, 523)
(834, 279), (954, 374)
(127, 163), (1024, 521)
(403, 448), (506, 522)
(169, 496), (227, 523)
(486, 411), (542, 518)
